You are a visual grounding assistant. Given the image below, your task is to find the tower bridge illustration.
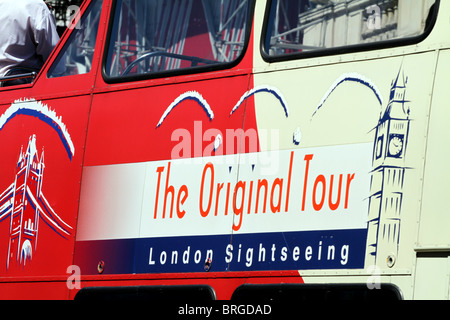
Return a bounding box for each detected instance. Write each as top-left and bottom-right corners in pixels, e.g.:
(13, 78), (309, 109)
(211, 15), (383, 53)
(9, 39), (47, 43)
(0, 135), (72, 269)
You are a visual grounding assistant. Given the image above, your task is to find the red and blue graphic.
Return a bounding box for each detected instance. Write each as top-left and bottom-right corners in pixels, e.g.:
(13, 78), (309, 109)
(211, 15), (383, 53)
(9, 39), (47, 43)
(0, 100), (74, 270)
(74, 68), (409, 277)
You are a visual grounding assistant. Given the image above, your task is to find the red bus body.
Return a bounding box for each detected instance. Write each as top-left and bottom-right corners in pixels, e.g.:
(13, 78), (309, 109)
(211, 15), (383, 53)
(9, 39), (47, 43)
(0, 0), (279, 300)
(0, 0), (446, 301)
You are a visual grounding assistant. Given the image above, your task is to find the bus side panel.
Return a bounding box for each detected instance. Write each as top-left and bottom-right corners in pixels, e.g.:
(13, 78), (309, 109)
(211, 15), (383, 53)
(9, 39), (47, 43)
(418, 49), (450, 248)
(250, 52), (436, 298)
(0, 95), (91, 298)
(414, 49), (450, 299)
(0, 281), (70, 300)
(74, 74), (257, 277)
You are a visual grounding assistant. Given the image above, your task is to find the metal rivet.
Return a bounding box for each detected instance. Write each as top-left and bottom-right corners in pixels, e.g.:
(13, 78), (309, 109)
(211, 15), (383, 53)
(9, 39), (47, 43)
(387, 254), (396, 268)
(204, 258), (212, 272)
(97, 260), (105, 274)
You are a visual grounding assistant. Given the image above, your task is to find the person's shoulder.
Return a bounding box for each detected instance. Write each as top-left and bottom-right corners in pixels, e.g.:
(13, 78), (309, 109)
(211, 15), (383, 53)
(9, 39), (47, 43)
(26, 0), (54, 20)
(0, 0), (28, 16)
(22, 0), (51, 12)
(27, 0), (48, 6)
(1, 0), (49, 13)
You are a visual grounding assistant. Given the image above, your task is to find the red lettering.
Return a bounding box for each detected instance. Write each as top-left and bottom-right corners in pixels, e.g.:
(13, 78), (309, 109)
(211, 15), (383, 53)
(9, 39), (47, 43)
(200, 163), (214, 217)
(215, 183), (224, 216)
(247, 181), (254, 214)
(328, 174), (343, 211)
(345, 173), (355, 209)
(177, 185), (188, 218)
(232, 181), (245, 231)
(255, 179), (268, 213)
(285, 151), (294, 212)
(270, 178), (283, 213)
(225, 182), (231, 216)
(163, 162), (175, 218)
(154, 166), (165, 219)
(313, 175), (326, 211)
(302, 155), (314, 211)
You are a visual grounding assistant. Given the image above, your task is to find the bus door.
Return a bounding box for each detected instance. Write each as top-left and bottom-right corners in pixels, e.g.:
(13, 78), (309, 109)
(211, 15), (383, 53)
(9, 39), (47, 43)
(0, 0), (105, 298)
(74, 0), (257, 284)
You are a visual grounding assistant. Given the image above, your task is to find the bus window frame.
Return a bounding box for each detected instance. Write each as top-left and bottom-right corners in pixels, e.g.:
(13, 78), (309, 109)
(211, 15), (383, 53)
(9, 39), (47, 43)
(47, 0), (105, 79)
(101, 0), (256, 84)
(0, 0), (103, 94)
(260, 0), (441, 63)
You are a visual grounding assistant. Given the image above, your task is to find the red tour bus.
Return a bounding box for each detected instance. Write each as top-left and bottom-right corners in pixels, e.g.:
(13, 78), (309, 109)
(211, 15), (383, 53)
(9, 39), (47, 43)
(0, 0), (448, 301)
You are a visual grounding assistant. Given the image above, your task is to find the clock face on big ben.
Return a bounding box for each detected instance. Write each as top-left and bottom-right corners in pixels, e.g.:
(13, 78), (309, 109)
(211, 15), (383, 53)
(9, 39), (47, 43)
(388, 134), (404, 158)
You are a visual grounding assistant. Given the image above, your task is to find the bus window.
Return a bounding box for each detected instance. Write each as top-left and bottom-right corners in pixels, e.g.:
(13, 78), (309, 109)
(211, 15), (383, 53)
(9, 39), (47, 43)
(47, 0), (104, 78)
(263, 0), (438, 59)
(104, 0), (253, 80)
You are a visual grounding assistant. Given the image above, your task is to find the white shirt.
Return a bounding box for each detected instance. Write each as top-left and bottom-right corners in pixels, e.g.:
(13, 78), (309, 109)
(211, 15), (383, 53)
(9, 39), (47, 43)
(0, 0), (60, 77)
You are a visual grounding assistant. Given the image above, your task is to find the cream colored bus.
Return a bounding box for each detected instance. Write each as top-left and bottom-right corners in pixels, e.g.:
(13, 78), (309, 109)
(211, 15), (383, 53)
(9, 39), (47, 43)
(251, 0), (445, 300)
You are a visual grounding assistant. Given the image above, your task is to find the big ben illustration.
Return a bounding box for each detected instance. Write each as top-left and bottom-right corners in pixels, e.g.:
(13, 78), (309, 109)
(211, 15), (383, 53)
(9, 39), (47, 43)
(366, 69), (410, 267)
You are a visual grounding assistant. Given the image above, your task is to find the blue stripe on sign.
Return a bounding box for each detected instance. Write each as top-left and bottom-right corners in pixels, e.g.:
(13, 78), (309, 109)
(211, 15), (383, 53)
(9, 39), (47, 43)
(75, 229), (367, 275)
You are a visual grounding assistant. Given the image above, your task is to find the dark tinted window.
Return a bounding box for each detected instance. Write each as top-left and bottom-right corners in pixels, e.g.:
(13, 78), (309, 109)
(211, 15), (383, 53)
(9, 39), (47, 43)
(264, 0), (438, 59)
(48, 0), (104, 78)
(105, 0), (253, 80)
